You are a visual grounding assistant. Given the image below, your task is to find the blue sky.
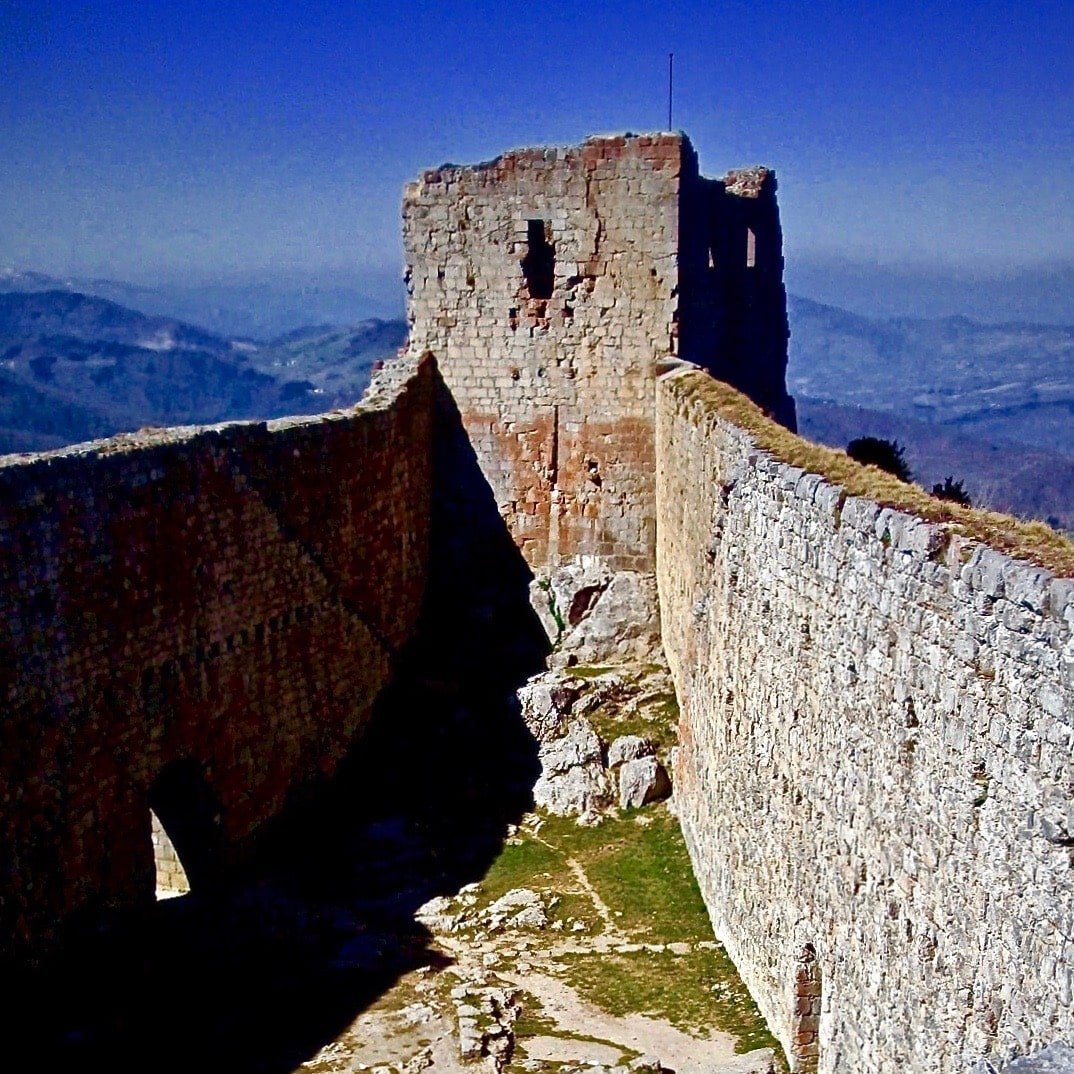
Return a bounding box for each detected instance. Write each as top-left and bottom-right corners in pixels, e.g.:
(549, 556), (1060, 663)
(2, 0), (1073, 283)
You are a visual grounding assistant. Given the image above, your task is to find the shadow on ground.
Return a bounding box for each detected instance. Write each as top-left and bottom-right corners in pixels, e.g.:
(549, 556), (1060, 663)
(9, 374), (550, 1073)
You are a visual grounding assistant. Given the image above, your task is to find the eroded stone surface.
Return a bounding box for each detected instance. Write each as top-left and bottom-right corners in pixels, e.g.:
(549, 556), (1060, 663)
(657, 367), (1074, 1073)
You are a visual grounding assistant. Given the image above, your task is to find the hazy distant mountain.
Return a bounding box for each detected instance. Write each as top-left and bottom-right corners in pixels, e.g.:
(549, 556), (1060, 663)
(786, 295), (1074, 458)
(250, 319), (408, 406)
(786, 257), (1074, 325)
(798, 397), (1074, 532)
(0, 289), (408, 455)
(0, 291), (317, 452)
(0, 268), (403, 341)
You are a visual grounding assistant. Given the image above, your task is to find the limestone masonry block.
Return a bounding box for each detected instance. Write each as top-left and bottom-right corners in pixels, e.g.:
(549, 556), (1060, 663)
(656, 366), (1074, 1074)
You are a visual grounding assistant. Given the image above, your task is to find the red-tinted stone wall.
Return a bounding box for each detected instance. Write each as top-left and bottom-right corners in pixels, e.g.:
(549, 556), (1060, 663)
(403, 134), (685, 574)
(0, 355), (434, 964)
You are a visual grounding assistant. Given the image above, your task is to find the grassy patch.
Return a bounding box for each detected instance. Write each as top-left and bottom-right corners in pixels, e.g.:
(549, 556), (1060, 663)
(470, 798), (780, 1064)
(583, 689), (680, 753)
(536, 809), (709, 943)
(554, 947), (781, 1060)
(477, 835), (566, 904)
(473, 826), (600, 930)
(671, 370), (1074, 577)
(564, 665), (614, 679)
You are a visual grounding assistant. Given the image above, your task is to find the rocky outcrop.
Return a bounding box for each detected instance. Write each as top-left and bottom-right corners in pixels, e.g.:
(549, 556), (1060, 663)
(530, 564), (662, 665)
(617, 756), (672, 810)
(517, 666), (676, 819)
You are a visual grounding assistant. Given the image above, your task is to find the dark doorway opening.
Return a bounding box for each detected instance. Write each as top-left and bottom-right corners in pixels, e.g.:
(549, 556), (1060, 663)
(148, 759), (224, 891)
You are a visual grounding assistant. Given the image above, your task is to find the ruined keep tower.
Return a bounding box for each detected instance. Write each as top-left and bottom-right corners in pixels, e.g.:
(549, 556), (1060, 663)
(403, 132), (795, 605)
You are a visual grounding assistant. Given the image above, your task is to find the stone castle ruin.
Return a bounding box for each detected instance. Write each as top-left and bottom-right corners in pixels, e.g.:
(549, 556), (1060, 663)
(2, 133), (1072, 1073)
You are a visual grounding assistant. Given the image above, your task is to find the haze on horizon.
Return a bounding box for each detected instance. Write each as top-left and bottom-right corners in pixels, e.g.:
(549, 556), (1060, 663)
(3, 0), (1073, 315)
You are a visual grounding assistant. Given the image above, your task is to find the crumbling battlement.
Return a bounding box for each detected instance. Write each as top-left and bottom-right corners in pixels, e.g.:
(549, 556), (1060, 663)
(0, 355), (434, 961)
(403, 132), (794, 582)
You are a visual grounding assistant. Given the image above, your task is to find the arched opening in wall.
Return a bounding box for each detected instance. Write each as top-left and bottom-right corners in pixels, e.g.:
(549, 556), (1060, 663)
(745, 227), (757, 268)
(791, 943), (822, 1072)
(521, 219), (555, 299)
(151, 808), (191, 899)
(148, 759), (224, 897)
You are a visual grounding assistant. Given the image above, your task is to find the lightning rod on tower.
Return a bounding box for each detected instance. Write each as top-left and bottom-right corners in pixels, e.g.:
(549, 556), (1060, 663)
(668, 52), (674, 131)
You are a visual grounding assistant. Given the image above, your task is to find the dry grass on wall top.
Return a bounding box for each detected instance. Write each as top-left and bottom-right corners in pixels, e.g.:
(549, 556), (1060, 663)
(668, 370), (1074, 579)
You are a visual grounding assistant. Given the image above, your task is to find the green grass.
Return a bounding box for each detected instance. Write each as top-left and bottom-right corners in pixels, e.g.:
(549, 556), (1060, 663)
(583, 689), (680, 754)
(528, 811), (709, 943)
(472, 794), (779, 1064)
(477, 836), (565, 904)
(563, 665), (614, 679)
(473, 826), (600, 930)
(554, 947), (781, 1059)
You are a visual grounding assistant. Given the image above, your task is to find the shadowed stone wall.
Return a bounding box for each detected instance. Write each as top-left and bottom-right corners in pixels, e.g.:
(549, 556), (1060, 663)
(0, 355), (434, 964)
(656, 363), (1074, 1073)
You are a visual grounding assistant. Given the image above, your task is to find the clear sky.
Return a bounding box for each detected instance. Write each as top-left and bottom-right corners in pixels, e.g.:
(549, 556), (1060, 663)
(2, 0), (1073, 284)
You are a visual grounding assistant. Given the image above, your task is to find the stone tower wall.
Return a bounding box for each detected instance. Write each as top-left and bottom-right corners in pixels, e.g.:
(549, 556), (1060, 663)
(656, 364), (1074, 1073)
(0, 356), (433, 963)
(403, 134), (684, 576)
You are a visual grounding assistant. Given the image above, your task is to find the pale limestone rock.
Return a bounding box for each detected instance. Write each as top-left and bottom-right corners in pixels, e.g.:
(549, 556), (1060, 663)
(483, 888), (548, 931)
(607, 735), (655, 768)
(557, 571), (662, 664)
(517, 672), (583, 743)
(532, 718), (612, 816)
(618, 756), (671, 809)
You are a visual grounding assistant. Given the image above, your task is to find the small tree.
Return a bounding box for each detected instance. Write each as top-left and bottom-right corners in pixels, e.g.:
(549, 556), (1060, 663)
(931, 475), (972, 506)
(846, 437), (913, 483)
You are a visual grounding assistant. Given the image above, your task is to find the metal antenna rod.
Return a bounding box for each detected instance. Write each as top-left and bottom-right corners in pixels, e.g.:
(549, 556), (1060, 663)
(668, 52), (674, 130)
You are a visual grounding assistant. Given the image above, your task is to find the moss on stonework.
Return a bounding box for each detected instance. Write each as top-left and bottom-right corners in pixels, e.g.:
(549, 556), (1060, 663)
(669, 371), (1074, 577)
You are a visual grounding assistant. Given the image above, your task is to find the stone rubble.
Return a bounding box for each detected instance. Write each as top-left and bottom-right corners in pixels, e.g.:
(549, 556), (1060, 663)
(518, 667), (676, 819)
(617, 756), (672, 810)
(972, 1044), (1074, 1073)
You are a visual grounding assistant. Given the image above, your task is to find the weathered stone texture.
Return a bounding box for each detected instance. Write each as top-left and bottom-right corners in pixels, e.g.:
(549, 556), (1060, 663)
(150, 810), (189, 897)
(403, 134), (684, 575)
(0, 355), (434, 962)
(655, 365), (1074, 1073)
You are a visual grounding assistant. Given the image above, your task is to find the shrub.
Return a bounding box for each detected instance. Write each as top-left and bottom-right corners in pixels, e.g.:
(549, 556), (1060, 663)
(846, 437), (913, 483)
(931, 476), (972, 506)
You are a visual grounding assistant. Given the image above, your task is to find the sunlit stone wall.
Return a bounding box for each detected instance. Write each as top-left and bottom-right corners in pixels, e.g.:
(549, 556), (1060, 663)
(657, 363), (1074, 1073)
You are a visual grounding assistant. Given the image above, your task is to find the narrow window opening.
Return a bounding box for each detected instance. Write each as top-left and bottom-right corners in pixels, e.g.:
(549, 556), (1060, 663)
(708, 246), (716, 270)
(746, 228), (757, 268)
(791, 943), (822, 1072)
(521, 219), (555, 300)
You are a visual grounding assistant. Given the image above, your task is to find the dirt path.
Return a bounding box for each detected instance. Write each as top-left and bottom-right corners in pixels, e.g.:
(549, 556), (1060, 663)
(502, 965), (772, 1074)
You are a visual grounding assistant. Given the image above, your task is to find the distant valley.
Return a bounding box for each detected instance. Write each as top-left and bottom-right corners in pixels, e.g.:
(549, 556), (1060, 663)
(787, 294), (1074, 529)
(1, 274), (1071, 531)
(0, 289), (405, 454)
(787, 294), (1074, 457)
